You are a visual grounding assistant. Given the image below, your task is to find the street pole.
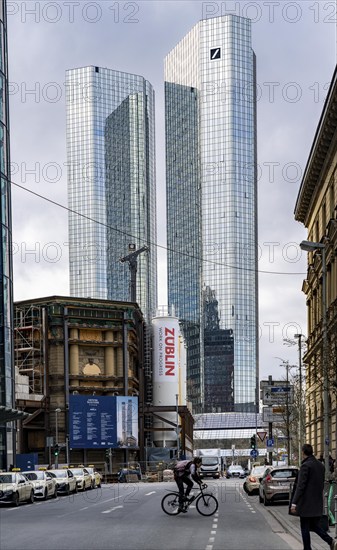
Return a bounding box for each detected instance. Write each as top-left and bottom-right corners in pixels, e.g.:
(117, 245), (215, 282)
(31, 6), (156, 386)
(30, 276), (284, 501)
(55, 408), (61, 468)
(300, 240), (329, 478)
(294, 334), (304, 467)
(176, 394), (180, 459)
(286, 362), (291, 466)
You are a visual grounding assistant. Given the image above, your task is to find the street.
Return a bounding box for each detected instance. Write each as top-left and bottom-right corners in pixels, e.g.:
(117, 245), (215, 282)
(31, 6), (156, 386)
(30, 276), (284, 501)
(0, 479), (304, 550)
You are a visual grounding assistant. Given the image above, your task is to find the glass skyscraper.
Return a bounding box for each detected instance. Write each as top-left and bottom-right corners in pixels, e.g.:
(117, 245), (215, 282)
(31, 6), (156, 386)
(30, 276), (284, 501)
(66, 66), (157, 322)
(165, 15), (258, 413)
(0, 0), (15, 468)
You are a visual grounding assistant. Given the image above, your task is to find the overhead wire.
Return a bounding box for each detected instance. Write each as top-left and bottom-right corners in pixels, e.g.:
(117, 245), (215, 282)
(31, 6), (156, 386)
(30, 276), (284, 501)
(11, 179), (307, 276)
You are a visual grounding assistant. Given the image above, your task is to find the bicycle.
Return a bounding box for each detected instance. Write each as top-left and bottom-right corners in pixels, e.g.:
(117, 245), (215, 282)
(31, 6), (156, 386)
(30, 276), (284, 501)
(161, 483), (218, 516)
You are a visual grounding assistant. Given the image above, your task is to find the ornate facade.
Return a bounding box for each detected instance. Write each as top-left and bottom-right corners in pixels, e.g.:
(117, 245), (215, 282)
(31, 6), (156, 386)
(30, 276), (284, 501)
(294, 66), (337, 457)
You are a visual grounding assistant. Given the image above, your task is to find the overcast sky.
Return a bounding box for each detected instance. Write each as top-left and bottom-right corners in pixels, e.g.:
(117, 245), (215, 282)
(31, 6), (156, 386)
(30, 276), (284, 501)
(7, 0), (336, 383)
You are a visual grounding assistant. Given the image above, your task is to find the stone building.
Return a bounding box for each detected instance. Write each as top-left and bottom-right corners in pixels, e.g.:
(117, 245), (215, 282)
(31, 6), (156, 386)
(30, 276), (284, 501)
(14, 296), (144, 470)
(294, 66), (337, 457)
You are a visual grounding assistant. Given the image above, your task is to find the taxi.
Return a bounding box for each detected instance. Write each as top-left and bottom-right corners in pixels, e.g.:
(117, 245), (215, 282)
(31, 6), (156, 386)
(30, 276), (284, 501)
(68, 467), (92, 491)
(84, 465), (102, 488)
(23, 469), (57, 500)
(47, 468), (77, 495)
(0, 470), (34, 506)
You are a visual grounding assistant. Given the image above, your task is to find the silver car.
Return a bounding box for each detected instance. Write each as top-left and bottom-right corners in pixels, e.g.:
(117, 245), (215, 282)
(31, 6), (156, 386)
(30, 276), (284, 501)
(259, 466), (298, 506)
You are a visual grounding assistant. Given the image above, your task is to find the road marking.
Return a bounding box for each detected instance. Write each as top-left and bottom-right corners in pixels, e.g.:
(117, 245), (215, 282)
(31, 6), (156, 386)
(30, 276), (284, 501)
(102, 505), (123, 514)
(209, 537), (215, 543)
(205, 546), (213, 550)
(211, 531), (216, 535)
(79, 507), (89, 510)
(145, 491), (156, 496)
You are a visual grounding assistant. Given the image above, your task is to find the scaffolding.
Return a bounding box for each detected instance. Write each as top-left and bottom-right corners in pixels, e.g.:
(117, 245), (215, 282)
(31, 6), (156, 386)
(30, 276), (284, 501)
(14, 304), (46, 397)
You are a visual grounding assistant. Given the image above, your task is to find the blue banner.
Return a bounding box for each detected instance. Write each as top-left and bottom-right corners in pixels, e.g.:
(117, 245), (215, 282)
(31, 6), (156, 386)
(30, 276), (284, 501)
(69, 395), (138, 449)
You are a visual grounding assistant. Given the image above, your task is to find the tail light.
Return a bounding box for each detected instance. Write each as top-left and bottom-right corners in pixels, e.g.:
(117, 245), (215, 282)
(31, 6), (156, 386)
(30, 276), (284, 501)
(248, 476), (257, 482)
(265, 474), (272, 483)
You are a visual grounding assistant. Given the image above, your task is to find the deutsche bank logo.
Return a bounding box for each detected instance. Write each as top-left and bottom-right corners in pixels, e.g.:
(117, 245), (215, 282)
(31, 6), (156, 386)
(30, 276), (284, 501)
(210, 48), (221, 60)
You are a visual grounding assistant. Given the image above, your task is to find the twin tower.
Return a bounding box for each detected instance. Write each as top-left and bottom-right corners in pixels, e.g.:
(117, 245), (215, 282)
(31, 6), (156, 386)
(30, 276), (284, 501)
(66, 15), (258, 415)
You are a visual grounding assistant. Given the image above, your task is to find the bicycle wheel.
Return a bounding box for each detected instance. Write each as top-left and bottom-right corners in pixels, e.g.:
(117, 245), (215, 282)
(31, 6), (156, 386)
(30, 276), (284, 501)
(161, 493), (181, 515)
(196, 493), (218, 516)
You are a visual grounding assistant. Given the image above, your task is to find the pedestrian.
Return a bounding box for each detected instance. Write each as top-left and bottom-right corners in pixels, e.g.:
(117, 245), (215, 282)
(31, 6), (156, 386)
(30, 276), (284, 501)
(319, 454), (324, 463)
(173, 457), (202, 513)
(290, 443), (337, 550)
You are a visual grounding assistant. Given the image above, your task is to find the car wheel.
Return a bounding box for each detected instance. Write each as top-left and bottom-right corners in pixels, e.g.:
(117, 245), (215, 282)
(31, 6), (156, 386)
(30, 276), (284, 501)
(28, 491), (34, 504)
(12, 492), (20, 507)
(263, 493), (271, 506)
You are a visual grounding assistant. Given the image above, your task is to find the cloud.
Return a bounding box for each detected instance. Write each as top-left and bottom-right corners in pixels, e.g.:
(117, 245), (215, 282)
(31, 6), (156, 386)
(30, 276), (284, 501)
(7, 1), (334, 381)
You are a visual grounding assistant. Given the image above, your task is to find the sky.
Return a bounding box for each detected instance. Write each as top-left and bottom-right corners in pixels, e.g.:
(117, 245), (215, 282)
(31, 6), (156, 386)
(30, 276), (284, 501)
(7, 0), (337, 384)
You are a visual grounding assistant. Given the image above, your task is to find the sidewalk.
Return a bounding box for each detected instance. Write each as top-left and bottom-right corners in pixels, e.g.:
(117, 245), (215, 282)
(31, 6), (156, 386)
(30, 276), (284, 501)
(268, 506), (336, 550)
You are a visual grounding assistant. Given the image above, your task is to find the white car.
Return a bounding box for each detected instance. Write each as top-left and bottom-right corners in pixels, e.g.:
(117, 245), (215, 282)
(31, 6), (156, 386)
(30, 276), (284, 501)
(0, 471), (34, 506)
(47, 469), (77, 495)
(69, 468), (92, 491)
(23, 470), (57, 500)
(226, 465), (245, 479)
(85, 466), (102, 488)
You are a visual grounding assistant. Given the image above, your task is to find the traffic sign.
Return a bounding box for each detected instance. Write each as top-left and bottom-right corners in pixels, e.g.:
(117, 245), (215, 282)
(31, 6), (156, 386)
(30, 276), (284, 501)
(262, 386), (293, 405)
(250, 449), (259, 458)
(257, 431), (267, 442)
(262, 406), (288, 423)
(267, 438), (274, 448)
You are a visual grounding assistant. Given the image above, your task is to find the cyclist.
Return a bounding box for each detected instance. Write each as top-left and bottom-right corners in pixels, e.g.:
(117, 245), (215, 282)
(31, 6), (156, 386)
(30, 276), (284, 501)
(174, 457), (203, 513)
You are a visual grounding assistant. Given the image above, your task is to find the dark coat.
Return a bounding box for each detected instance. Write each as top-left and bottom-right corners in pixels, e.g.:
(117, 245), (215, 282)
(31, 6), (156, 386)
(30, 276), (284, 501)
(292, 455), (325, 517)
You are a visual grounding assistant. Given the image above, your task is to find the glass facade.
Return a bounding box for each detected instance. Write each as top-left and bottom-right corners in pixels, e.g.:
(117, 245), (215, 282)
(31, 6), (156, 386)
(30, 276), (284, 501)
(165, 15), (258, 413)
(0, 0), (14, 468)
(66, 67), (157, 321)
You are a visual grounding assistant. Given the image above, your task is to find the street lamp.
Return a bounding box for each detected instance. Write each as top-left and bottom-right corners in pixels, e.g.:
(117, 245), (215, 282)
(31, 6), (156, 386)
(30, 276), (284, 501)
(294, 334), (305, 467)
(300, 239), (329, 477)
(55, 408), (61, 468)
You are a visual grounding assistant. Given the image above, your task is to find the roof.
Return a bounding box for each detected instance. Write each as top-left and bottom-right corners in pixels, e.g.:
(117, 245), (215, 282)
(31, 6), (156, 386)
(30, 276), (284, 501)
(294, 65), (337, 225)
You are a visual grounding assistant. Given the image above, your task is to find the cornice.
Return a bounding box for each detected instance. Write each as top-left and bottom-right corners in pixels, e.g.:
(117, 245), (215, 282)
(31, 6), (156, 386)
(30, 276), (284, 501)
(294, 65), (337, 225)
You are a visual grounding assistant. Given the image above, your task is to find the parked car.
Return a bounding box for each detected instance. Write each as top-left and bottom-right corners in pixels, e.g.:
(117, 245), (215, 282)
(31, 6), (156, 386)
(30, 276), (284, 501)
(0, 471), (34, 506)
(68, 468), (92, 491)
(259, 466), (299, 506)
(226, 465), (245, 479)
(47, 469), (77, 495)
(23, 469), (57, 500)
(243, 465), (269, 495)
(85, 466), (102, 488)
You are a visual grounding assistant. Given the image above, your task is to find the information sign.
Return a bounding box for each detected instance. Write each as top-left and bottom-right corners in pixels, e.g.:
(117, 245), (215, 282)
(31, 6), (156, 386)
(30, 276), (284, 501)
(69, 395), (138, 449)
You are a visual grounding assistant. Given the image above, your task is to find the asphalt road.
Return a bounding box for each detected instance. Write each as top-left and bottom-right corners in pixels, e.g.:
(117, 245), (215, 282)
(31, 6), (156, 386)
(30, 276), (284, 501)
(0, 479), (302, 550)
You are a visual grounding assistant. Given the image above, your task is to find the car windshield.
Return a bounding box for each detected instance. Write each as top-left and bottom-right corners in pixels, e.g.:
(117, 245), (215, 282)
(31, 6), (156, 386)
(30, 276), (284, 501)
(24, 472), (44, 481)
(51, 470), (67, 478)
(202, 458), (218, 466)
(0, 474), (15, 483)
(251, 467), (266, 476)
(86, 468), (93, 474)
(272, 469), (297, 478)
(230, 466), (243, 471)
(70, 469), (84, 476)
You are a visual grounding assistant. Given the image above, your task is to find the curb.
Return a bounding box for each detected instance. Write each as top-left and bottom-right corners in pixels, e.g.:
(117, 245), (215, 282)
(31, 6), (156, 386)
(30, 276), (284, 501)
(268, 508), (332, 550)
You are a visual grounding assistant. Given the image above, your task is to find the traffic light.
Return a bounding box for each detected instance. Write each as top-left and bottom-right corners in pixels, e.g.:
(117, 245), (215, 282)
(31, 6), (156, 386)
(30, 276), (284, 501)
(54, 444), (59, 456)
(250, 435), (256, 450)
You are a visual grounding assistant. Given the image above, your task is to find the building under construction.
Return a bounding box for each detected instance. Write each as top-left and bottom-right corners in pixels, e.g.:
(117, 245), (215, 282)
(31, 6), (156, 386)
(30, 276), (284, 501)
(13, 296), (194, 471)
